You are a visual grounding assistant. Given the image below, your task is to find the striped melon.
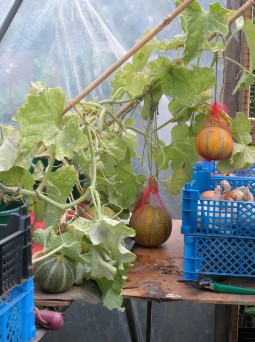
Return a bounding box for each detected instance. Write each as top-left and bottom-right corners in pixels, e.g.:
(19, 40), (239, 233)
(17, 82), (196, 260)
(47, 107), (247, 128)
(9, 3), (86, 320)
(195, 126), (233, 161)
(129, 203), (172, 247)
(34, 254), (76, 293)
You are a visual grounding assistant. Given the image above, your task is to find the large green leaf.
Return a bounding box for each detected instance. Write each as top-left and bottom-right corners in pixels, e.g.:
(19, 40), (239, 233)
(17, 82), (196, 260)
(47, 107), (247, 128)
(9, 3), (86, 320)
(162, 164), (194, 195)
(157, 35), (185, 52)
(242, 19), (255, 70)
(132, 30), (159, 70)
(0, 167), (34, 189)
(47, 165), (79, 204)
(71, 218), (136, 310)
(0, 130), (20, 171)
(162, 125), (201, 194)
(39, 165), (79, 227)
(161, 65), (215, 108)
(110, 37), (161, 99)
(147, 56), (173, 78)
(110, 63), (151, 98)
(13, 86), (88, 160)
(232, 71), (255, 95)
(217, 113), (254, 173)
(177, 1), (232, 63)
(231, 112), (252, 145)
(231, 144), (255, 170)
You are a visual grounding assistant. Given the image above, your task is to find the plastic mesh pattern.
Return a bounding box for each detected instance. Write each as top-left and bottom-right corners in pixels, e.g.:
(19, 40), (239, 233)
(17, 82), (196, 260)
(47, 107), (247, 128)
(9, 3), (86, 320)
(182, 166), (255, 280)
(0, 279), (35, 342)
(195, 198), (255, 236)
(1, 236), (23, 294)
(183, 235), (255, 280)
(0, 207), (33, 295)
(198, 160), (255, 177)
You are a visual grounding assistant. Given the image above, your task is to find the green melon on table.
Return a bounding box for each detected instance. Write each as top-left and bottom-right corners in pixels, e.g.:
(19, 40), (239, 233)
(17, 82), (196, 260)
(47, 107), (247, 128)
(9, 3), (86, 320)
(34, 254), (76, 293)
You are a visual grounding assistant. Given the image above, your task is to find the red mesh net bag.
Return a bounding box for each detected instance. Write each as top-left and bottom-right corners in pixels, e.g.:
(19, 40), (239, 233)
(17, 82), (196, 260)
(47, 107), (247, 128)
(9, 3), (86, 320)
(195, 101), (234, 161)
(202, 101), (232, 132)
(129, 177), (172, 247)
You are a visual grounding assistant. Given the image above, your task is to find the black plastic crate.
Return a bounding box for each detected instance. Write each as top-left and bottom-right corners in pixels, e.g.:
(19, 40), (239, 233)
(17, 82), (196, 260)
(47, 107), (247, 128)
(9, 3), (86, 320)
(0, 206), (33, 295)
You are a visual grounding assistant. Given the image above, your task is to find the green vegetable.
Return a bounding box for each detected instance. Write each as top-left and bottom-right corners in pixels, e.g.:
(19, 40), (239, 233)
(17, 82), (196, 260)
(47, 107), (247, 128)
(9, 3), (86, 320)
(34, 254), (76, 293)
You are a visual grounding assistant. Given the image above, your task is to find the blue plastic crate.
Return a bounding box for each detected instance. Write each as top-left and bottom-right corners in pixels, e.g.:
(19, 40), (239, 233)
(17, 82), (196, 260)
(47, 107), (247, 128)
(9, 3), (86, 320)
(182, 166), (255, 280)
(182, 167), (255, 236)
(197, 160), (255, 177)
(183, 234), (255, 280)
(0, 278), (36, 342)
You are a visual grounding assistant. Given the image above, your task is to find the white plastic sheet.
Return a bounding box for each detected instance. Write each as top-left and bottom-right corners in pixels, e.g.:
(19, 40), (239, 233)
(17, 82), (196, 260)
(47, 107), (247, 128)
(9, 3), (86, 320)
(0, 0), (226, 217)
(0, 0), (173, 124)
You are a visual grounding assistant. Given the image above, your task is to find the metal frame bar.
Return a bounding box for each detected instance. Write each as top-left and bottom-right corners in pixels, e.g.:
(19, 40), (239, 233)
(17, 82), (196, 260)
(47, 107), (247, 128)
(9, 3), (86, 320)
(0, 0), (23, 43)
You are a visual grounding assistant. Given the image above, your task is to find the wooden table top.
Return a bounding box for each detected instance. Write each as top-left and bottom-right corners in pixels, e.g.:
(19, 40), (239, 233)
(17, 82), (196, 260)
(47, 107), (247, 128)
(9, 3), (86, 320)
(34, 219), (255, 307)
(122, 220), (255, 305)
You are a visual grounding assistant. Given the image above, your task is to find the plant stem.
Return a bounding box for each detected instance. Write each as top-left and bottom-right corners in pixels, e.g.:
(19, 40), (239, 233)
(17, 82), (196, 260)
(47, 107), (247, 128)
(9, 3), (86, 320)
(99, 98), (131, 105)
(224, 56), (255, 78)
(125, 125), (147, 136)
(0, 183), (91, 210)
(32, 242), (79, 263)
(37, 150), (56, 193)
(101, 102), (134, 131)
(84, 123), (101, 217)
(225, 28), (240, 50)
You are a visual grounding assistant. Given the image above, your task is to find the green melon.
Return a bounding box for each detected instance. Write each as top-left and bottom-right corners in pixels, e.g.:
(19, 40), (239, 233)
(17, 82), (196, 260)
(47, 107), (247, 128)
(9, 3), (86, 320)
(34, 254), (76, 293)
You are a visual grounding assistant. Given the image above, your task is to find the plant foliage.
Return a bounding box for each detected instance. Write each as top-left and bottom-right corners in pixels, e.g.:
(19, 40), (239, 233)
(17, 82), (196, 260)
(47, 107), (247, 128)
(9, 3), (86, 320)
(0, 1), (254, 310)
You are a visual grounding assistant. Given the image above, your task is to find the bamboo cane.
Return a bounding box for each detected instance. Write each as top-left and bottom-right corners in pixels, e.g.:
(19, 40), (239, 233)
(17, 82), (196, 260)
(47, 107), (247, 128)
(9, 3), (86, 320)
(103, 0), (255, 130)
(208, 0), (255, 41)
(63, 0), (255, 117)
(62, 0), (195, 114)
(229, 0), (255, 24)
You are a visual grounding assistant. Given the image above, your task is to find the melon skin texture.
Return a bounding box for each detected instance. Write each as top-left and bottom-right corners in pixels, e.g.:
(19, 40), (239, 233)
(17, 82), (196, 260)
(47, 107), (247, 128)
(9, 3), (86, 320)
(195, 126), (234, 161)
(129, 203), (172, 247)
(84, 206), (115, 219)
(34, 254), (76, 293)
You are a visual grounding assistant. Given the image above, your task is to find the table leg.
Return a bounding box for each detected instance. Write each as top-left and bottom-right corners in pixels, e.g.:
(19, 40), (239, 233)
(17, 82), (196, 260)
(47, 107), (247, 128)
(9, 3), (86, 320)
(146, 301), (152, 342)
(124, 299), (140, 342)
(214, 304), (236, 342)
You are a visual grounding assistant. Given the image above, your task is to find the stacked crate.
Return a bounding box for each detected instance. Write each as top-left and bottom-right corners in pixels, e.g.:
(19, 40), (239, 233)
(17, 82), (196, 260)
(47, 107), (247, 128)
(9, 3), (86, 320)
(0, 206), (36, 341)
(181, 162), (255, 281)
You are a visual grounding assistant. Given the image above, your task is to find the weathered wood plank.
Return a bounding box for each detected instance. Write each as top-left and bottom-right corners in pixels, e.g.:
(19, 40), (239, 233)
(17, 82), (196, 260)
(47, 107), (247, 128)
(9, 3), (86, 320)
(122, 220), (255, 305)
(223, 0), (245, 117)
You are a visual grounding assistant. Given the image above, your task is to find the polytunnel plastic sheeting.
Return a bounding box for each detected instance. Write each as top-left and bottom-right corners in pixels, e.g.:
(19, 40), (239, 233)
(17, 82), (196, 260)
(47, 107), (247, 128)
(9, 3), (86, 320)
(0, 0), (227, 218)
(0, 0), (226, 124)
(0, 0), (125, 124)
(0, 0), (173, 125)
(89, 0), (179, 50)
(0, 0), (17, 27)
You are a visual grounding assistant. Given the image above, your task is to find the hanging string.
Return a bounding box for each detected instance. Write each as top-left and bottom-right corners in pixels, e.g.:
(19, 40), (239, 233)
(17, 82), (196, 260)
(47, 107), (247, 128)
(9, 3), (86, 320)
(153, 107), (160, 179)
(214, 52), (218, 102)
